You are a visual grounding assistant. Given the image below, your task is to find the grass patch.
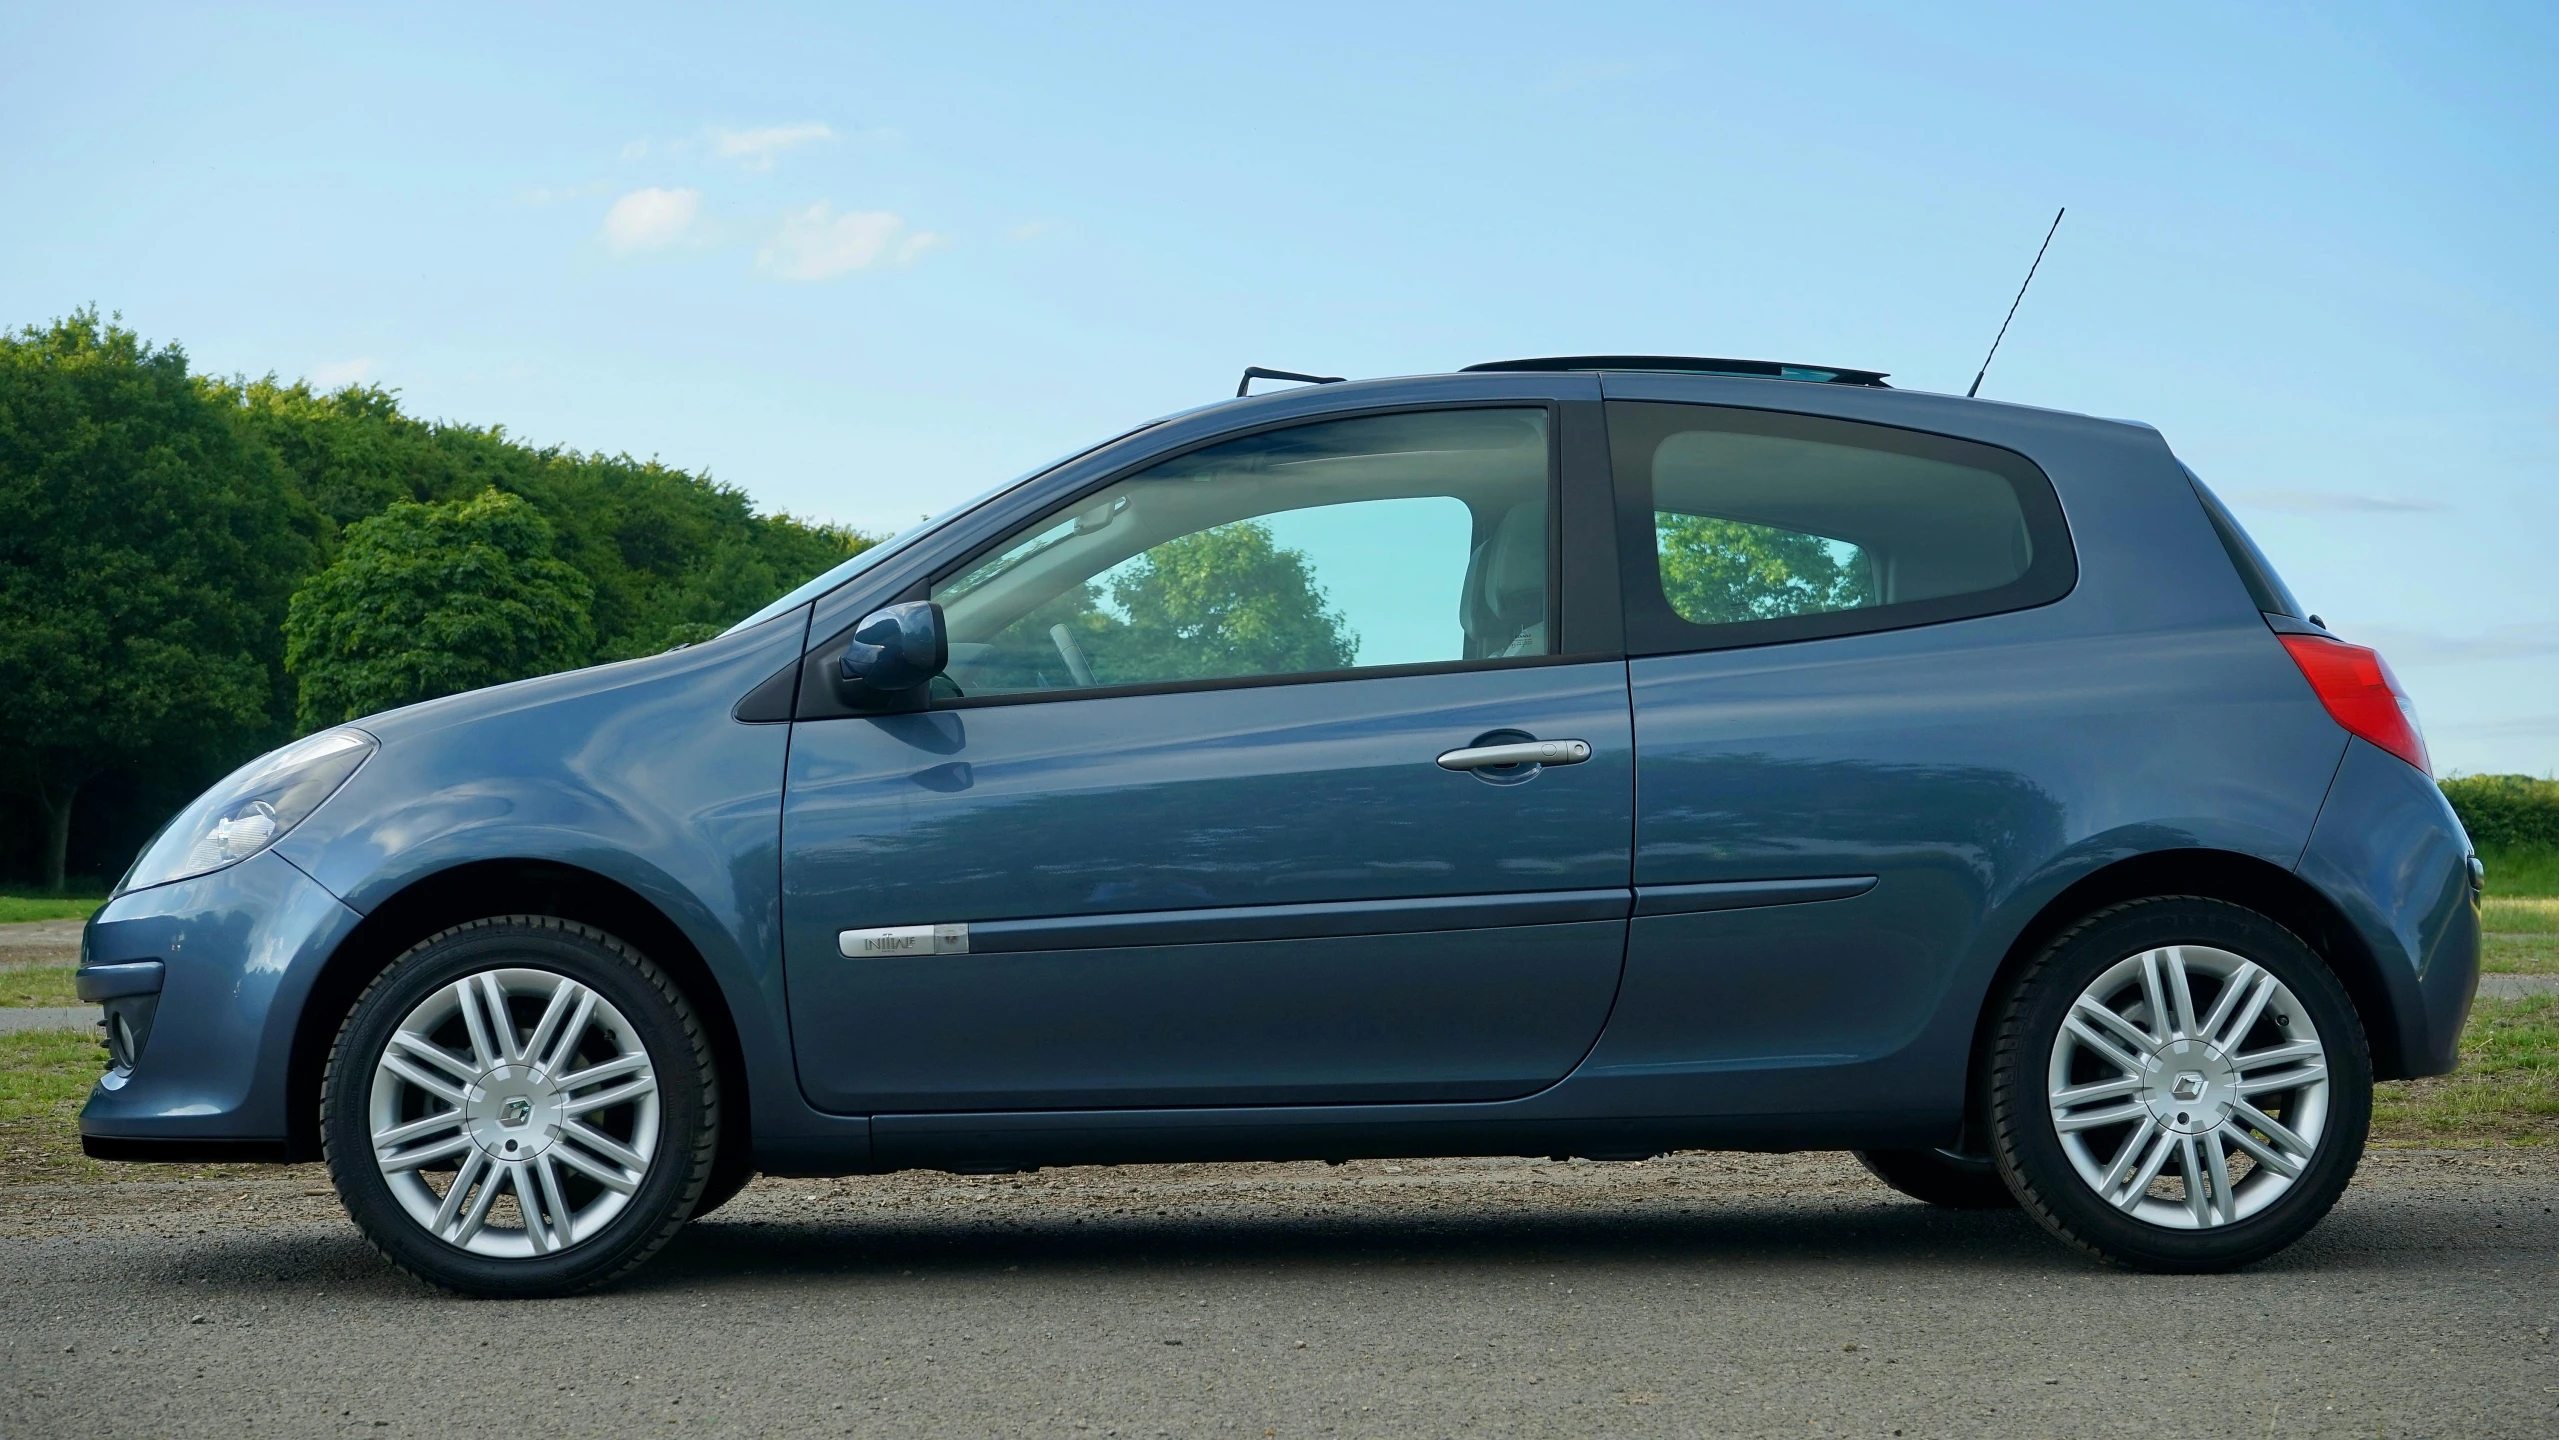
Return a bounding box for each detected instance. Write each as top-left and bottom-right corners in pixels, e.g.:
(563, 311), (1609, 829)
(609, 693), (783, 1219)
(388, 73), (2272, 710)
(2485, 895), (2559, 935)
(2479, 845), (2559, 898)
(0, 1029), (291, 1185)
(0, 895), (103, 925)
(0, 1028), (114, 1183)
(2374, 993), (2559, 1146)
(0, 967), (82, 1007)
(2484, 933), (2558, 975)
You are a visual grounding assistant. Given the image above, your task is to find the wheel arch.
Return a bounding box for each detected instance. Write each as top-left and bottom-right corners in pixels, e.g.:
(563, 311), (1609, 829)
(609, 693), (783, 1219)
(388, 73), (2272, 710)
(283, 859), (753, 1172)
(1962, 848), (2406, 1131)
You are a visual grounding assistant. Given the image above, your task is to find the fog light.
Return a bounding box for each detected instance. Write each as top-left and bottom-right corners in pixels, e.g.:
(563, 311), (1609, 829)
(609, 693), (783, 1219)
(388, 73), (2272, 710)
(76, 960), (166, 1075)
(101, 996), (159, 1072)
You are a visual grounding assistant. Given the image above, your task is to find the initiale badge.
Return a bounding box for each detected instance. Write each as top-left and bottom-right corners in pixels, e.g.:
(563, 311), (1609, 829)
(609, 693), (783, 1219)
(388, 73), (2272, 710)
(837, 924), (971, 958)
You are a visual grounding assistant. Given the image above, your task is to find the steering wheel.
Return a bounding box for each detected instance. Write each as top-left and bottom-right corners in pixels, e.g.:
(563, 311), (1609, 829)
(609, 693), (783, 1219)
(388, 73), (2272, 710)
(1048, 623), (1098, 688)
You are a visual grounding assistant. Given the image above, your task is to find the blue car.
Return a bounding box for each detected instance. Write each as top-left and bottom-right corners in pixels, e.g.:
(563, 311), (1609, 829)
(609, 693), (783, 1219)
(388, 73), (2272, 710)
(77, 356), (2479, 1295)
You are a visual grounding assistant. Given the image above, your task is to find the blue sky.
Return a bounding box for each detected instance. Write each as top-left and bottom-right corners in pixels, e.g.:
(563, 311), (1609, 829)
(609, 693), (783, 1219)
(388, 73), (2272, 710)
(4, 3), (2553, 773)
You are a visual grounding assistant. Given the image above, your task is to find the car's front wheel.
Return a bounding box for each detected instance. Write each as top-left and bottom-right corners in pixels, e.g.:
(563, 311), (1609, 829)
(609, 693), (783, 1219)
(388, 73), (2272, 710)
(1988, 896), (2370, 1272)
(321, 916), (720, 1297)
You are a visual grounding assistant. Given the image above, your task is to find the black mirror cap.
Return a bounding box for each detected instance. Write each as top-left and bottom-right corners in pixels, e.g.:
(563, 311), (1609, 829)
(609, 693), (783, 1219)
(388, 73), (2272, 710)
(838, 600), (947, 692)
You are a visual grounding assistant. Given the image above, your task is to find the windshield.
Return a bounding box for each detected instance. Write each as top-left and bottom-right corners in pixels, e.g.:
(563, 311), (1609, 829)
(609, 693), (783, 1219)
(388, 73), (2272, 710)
(723, 420), (1177, 636)
(723, 513), (936, 634)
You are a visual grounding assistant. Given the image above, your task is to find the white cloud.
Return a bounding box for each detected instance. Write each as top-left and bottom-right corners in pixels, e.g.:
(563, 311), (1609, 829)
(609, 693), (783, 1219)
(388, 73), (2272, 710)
(713, 122), (834, 172)
(757, 203), (942, 280)
(620, 139), (649, 161)
(1008, 220), (1051, 242)
(2227, 488), (2453, 515)
(2347, 623), (2559, 666)
(601, 187), (708, 256)
(308, 358), (374, 390)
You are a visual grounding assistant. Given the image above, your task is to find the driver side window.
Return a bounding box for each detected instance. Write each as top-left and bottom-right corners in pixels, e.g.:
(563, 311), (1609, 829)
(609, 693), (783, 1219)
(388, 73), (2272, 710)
(932, 408), (1552, 700)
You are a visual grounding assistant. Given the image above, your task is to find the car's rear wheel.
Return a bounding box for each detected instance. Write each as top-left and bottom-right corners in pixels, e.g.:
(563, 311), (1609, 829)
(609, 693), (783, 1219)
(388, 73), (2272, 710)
(1988, 897), (2369, 1272)
(321, 916), (719, 1297)
(1854, 1146), (2018, 1209)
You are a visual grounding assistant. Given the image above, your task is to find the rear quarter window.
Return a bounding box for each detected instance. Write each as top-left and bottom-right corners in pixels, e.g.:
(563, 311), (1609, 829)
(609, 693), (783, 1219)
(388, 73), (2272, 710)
(1608, 402), (2077, 654)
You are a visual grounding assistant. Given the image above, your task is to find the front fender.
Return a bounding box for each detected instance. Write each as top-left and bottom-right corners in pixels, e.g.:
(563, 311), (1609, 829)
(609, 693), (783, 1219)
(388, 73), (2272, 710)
(271, 608), (842, 1153)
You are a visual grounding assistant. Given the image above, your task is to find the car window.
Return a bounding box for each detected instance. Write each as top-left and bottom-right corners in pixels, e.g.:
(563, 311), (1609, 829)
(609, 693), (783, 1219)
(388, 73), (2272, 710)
(1610, 402), (2074, 653)
(933, 408), (1552, 699)
(1654, 511), (1875, 626)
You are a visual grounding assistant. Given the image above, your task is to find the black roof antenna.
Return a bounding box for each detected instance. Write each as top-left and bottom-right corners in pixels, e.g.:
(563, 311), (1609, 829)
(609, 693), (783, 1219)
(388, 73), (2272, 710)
(1237, 366), (1344, 398)
(1967, 207), (2064, 399)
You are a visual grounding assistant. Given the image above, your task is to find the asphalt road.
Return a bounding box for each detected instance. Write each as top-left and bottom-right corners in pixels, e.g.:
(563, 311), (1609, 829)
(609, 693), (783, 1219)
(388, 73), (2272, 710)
(4, 1150), (2554, 1438)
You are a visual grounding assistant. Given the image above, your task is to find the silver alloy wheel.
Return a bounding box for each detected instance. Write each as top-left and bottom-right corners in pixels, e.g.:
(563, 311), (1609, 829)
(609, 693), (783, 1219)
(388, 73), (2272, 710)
(367, 967), (661, 1258)
(2046, 944), (2330, 1229)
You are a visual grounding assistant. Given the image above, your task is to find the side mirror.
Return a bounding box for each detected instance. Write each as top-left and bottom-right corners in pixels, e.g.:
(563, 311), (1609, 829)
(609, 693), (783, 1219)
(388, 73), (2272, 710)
(838, 601), (947, 692)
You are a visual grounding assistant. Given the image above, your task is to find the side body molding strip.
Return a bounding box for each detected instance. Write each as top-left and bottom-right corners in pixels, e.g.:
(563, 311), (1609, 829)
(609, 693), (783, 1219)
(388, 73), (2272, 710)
(1631, 876), (1877, 917)
(965, 889), (1630, 954)
(851, 877), (1881, 958)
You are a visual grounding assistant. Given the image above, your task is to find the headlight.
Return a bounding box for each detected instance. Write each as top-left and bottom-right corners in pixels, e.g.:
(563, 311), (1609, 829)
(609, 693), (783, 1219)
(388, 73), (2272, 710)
(118, 729), (377, 895)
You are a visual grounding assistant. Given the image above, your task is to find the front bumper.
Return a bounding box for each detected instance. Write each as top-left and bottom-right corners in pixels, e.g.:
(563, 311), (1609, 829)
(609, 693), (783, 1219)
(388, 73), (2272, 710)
(76, 850), (363, 1154)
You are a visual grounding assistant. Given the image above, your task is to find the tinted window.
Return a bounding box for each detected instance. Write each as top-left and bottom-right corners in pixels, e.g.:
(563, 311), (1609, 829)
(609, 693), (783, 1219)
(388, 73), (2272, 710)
(933, 408), (1552, 699)
(1610, 403), (2074, 654)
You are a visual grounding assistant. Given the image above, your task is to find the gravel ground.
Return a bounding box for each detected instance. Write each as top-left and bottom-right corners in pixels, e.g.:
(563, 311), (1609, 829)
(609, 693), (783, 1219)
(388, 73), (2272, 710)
(0, 1006), (95, 1033)
(4, 1148), (2554, 1438)
(0, 920), (82, 968)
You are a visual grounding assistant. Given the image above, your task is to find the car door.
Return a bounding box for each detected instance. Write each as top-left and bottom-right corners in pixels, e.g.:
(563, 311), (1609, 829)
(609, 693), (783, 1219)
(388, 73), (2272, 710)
(1596, 392), (2087, 1101)
(781, 397), (1633, 1114)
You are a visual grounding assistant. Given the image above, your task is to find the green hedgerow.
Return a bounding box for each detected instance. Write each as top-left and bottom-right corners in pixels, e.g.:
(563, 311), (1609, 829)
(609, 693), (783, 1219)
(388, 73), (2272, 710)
(2442, 774), (2559, 852)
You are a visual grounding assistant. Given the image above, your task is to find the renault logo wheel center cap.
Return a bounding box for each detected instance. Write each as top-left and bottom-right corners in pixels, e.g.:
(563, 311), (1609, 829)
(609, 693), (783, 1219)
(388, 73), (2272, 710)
(2143, 1039), (2239, 1135)
(462, 1065), (566, 1160)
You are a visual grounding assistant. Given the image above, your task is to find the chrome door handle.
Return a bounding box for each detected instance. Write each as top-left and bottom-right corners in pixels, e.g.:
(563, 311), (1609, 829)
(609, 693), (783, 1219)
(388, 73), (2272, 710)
(1435, 739), (1592, 771)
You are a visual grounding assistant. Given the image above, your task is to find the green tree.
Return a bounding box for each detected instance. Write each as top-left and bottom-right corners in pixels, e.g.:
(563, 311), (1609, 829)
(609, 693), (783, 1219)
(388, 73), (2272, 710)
(284, 488), (597, 728)
(215, 376), (874, 659)
(0, 312), (313, 890)
(1097, 520), (1356, 681)
(1, 312), (874, 887)
(1655, 514), (1873, 625)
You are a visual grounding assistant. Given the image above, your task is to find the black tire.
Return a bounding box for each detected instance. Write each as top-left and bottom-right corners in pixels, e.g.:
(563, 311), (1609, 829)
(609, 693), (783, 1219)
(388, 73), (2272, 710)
(1855, 1147), (2018, 1209)
(1987, 896), (2371, 1273)
(321, 916), (721, 1297)
(691, 1143), (756, 1220)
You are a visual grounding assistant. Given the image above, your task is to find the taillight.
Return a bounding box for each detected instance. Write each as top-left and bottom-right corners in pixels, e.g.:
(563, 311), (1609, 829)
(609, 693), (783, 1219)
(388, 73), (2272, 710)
(2278, 633), (2430, 775)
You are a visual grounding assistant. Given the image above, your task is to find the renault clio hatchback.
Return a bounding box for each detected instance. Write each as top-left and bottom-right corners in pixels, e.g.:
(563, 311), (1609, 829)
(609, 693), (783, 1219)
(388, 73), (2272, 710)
(77, 357), (2480, 1296)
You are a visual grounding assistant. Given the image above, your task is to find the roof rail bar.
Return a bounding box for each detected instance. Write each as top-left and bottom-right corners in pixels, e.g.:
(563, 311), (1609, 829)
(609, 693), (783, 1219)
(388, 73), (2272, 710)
(1463, 356), (1889, 387)
(1236, 366), (1345, 398)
